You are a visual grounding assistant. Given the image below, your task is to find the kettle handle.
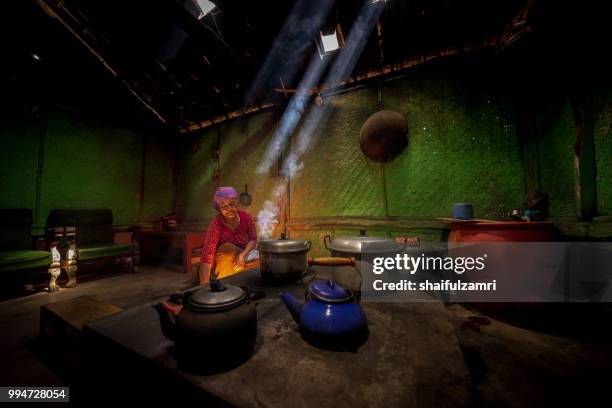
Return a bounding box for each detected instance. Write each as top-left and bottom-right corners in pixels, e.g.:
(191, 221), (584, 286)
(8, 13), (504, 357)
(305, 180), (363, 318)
(239, 286), (265, 302)
(153, 303), (177, 341)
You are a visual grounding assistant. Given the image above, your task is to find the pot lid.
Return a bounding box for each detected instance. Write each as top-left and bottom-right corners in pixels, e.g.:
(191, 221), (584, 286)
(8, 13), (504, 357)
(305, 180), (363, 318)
(309, 279), (353, 303)
(186, 280), (246, 311)
(326, 230), (401, 253)
(257, 233), (311, 253)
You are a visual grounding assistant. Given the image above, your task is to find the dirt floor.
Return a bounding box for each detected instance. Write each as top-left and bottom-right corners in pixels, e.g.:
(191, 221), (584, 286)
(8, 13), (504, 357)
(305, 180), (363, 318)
(0, 264), (195, 387)
(446, 303), (612, 407)
(1, 265), (611, 407)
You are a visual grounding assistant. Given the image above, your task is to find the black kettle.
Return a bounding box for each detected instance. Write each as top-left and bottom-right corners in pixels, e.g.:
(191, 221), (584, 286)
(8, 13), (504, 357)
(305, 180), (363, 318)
(154, 279), (263, 374)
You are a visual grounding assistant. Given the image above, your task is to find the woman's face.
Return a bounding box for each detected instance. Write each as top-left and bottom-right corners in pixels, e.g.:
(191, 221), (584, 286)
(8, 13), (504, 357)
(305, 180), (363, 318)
(218, 197), (238, 218)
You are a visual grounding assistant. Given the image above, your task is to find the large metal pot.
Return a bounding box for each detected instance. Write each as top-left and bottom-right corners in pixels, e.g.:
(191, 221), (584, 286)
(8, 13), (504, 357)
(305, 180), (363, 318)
(324, 229), (405, 259)
(258, 234), (312, 282)
(323, 230), (406, 293)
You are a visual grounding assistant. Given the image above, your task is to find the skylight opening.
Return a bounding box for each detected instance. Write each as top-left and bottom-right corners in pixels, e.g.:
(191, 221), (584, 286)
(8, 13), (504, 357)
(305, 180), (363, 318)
(316, 24), (345, 59)
(321, 31), (340, 53)
(195, 0), (216, 19)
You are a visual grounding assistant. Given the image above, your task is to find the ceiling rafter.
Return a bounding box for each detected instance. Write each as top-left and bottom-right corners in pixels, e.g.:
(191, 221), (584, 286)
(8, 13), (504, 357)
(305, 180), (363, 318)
(180, 35), (501, 134)
(33, 0), (167, 124)
(179, 0), (535, 134)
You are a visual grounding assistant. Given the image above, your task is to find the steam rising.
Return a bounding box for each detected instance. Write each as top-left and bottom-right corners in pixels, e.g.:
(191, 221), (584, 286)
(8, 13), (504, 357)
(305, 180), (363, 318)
(257, 183), (287, 239)
(256, 55), (330, 175)
(256, 1), (385, 238)
(244, 0), (335, 107)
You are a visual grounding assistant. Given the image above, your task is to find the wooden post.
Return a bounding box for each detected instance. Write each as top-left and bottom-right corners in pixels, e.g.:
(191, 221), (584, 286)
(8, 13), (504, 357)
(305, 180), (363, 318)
(515, 96), (541, 194)
(571, 92), (597, 220)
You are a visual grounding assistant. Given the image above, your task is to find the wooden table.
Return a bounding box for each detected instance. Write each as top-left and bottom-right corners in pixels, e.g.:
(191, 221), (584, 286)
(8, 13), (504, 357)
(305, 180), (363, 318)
(136, 230), (205, 276)
(445, 221), (556, 242)
(81, 269), (470, 407)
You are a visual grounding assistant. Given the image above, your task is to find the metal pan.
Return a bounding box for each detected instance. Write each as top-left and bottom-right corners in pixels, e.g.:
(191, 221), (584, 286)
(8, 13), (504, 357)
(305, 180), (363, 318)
(239, 184), (252, 207)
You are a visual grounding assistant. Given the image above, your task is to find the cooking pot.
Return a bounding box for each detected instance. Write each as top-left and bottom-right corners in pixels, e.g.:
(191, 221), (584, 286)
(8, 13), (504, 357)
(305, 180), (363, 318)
(323, 230), (406, 293)
(154, 279), (263, 374)
(324, 229), (405, 259)
(258, 233), (355, 283)
(258, 233), (311, 282)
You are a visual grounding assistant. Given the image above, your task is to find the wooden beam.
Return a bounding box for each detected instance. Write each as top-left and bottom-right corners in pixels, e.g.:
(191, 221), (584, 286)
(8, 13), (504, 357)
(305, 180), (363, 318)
(515, 95), (542, 193)
(33, 0), (167, 124)
(496, 0), (535, 51)
(376, 19), (384, 67)
(571, 93), (598, 220)
(179, 102), (275, 133)
(179, 3), (531, 134)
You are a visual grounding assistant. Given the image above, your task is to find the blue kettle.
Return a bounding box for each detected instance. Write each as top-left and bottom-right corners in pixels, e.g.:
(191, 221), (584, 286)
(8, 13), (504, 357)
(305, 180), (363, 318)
(280, 280), (368, 350)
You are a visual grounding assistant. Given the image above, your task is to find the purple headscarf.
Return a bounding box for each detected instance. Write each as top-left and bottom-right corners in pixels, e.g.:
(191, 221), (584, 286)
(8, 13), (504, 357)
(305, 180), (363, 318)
(213, 186), (238, 211)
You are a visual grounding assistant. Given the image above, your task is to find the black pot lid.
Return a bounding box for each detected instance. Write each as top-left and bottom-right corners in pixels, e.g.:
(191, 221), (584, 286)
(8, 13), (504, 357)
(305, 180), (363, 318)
(187, 281), (246, 311)
(327, 230), (401, 254)
(257, 235), (311, 253)
(309, 280), (353, 303)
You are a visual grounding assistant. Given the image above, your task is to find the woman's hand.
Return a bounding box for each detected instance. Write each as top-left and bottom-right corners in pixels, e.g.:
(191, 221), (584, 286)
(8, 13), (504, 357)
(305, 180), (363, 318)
(233, 252), (247, 271)
(199, 263), (212, 285)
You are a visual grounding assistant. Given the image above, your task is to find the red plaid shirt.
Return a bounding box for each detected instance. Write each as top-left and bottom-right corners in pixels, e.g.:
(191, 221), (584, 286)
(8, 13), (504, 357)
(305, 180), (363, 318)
(201, 210), (257, 265)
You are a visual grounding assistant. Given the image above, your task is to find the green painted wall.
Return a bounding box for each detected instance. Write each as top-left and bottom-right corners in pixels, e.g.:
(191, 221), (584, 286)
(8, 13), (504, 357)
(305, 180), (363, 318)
(536, 98), (577, 218)
(176, 111), (283, 225)
(177, 65), (527, 250)
(41, 111), (142, 226)
(176, 125), (219, 223)
(533, 84), (612, 220)
(595, 87), (612, 216)
(0, 107), (175, 233)
(0, 120), (40, 211)
(382, 75), (522, 219)
(176, 64), (612, 245)
(285, 73), (523, 222)
(290, 87), (386, 218)
(142, 139), (176, 222)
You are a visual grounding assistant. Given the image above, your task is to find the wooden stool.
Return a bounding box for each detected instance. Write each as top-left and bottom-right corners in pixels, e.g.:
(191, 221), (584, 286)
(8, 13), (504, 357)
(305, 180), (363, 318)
(40, 296), (123, 338)
(39, 296), (123, 378)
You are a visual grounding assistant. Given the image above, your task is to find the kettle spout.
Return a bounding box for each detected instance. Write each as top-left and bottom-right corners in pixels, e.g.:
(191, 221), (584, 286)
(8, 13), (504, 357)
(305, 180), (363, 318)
(280, 293), (303, 325)
(153, 303), (176, 341)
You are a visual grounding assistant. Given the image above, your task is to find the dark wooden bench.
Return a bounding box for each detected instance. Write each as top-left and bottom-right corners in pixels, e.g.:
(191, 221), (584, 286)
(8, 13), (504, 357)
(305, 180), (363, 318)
(0, 209), (53, 294)
(46, 209), (136, 290)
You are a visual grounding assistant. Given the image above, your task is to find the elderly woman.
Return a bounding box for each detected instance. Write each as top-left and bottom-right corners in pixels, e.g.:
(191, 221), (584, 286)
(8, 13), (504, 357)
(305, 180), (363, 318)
(198, 186), (259, 284)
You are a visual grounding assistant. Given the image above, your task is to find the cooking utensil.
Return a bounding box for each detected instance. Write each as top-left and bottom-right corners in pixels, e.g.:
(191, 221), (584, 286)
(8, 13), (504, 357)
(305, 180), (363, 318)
(280, 279), (368, 350)
(239, 184), (252, 207)
(258, 233), (311, 282)
(154, 278), (262, 374)
(323, 230), (406, 293)
(359, 110), (408, 162)
(323, 229), (406, 258)
(258, 234), (356, 283)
